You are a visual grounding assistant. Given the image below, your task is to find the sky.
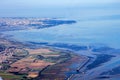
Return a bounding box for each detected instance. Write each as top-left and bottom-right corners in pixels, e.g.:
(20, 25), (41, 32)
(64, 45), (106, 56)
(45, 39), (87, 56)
(0, 0), (120, 17)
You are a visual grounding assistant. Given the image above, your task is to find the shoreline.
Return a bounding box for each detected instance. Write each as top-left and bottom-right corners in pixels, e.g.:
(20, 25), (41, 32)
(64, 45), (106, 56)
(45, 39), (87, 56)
(1, 30), (120, 80)
(0, 33), (90, 80)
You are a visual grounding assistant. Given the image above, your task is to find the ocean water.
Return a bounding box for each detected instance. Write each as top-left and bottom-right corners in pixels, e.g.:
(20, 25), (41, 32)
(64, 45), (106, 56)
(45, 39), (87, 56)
(1, 2), (120, 79)
(3, 3), (120, 48)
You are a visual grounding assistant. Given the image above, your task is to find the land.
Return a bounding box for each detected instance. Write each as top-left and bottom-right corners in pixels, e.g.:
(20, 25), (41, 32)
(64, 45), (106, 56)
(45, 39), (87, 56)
(0, 36), (88, 80)
(0, 18), (76, 31)
(1, 18), (120, 80)
(0, 18), (86, 80)
(0, 40), (117, 80)
(1, 35), (119, 80)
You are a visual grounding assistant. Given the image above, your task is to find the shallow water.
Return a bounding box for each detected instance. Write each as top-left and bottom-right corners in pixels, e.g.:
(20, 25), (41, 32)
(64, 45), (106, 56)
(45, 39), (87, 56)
(3, 18), (120, 48)
(2, 2), (120, 49)
(1, 2), (120, 79)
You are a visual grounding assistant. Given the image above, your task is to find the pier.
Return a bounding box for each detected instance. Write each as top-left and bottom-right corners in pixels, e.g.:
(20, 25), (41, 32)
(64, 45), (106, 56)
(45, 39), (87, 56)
(67, 57), (90, 80)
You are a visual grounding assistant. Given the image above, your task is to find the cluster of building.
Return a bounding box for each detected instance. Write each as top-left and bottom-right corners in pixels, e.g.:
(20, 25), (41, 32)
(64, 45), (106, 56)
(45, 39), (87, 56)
(0, 47), (16, 64)
(0, 18), (47, 27)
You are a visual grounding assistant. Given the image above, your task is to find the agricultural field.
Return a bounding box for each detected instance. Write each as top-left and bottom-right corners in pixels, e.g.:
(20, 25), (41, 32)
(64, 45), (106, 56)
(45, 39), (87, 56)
(0, 39), (79, 80)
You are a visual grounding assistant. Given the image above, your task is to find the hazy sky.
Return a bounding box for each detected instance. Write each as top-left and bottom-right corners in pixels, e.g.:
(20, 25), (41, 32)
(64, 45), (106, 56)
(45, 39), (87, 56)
(0, 0), (120, 17)
(0, 0), (119, 8)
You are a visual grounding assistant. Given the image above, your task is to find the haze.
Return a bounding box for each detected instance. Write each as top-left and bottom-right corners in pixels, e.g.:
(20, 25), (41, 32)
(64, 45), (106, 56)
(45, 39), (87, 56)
(0, 0), (120, 17)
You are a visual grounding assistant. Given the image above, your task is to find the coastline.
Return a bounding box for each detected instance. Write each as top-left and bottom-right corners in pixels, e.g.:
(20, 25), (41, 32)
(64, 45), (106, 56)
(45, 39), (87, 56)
(1, 18), (120, 79)
(2, 31), (120, 80)
(0, 33), (90, 80)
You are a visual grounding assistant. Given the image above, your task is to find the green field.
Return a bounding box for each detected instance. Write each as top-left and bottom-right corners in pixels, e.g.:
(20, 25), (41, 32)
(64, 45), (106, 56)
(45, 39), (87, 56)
(0, 72), (25, 80)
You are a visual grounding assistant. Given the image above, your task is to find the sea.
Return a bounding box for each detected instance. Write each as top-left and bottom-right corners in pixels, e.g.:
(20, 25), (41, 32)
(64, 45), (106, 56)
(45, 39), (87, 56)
(1, 2), (120, 79)
(3, 2), (120, 48)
